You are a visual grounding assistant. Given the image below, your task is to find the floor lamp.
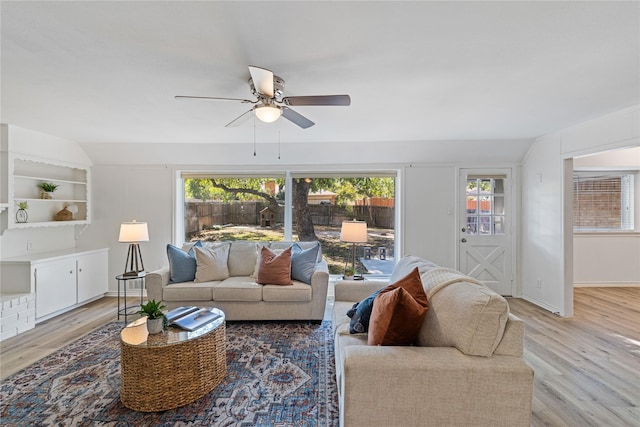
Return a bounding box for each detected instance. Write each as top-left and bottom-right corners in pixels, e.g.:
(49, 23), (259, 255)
(119, 220), (149, 277)
(340, 220), (368, 280)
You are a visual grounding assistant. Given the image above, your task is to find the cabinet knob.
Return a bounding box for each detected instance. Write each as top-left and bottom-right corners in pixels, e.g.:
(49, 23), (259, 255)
(70, 270), (73, 274)
(79, 268), (82, 272)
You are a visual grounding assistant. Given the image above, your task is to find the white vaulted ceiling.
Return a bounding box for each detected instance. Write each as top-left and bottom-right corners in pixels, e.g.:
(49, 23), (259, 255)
(1, 1), (639, 148)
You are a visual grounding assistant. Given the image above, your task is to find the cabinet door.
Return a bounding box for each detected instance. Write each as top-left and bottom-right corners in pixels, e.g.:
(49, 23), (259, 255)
(77, 251), (108, 303)
(35, 260), (77, 318)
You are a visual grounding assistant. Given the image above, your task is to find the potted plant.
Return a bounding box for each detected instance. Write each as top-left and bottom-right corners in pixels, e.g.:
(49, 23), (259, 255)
(138, 299), (167, 334)
(16, 201), (28, 223)
(38, 182), (60, 199)
(344, 266), (355, 280)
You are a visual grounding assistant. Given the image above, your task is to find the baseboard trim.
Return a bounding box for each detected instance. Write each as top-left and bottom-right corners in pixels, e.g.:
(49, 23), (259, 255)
(574, 283), (640, 288)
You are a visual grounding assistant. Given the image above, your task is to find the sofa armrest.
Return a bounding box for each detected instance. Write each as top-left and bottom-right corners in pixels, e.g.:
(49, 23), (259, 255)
(334, 279), (389, 302)
(309, 259), (330, 319)
(145, 267), (170, 302)
(340, 345), (533, 427)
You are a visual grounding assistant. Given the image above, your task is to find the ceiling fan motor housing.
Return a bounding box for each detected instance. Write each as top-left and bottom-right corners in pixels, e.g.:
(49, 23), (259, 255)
(249, 75), (285, 101)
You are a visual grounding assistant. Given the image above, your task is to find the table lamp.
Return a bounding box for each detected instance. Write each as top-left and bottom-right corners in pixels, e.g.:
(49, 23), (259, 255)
(119, 220), (149, 277)
(340, 220), (368, 280)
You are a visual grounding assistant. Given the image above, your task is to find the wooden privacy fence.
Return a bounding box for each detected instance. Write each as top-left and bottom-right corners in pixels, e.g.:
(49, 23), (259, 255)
(185, 201), (394, 235)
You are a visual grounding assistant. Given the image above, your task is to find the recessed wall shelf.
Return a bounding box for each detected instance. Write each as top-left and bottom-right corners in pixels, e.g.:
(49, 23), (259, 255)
(5, 155), (91, 229)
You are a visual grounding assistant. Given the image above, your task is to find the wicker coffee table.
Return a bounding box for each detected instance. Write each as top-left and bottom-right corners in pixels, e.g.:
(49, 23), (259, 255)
(120, 307), (226, 412)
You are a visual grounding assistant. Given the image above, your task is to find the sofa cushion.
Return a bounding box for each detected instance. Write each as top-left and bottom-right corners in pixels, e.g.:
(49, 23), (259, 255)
(163, 280), (215, 301)
(263, 281), (313, 302)
(368, 267), (429, 346)
(212, 277), (263, 302)
(167, 241), (202, 283)
(346, 288), (383, 334)
(257, 246), (293, 286)
(193, 244), (230, 282)
(416, 276), (509, 357)
(250, 243), (272, 278)
(227, 242), (259, 276)
(290, 242), (320, 285)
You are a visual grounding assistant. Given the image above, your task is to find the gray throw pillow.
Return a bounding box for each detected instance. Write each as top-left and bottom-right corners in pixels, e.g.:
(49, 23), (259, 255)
(290, 242), (320, 285)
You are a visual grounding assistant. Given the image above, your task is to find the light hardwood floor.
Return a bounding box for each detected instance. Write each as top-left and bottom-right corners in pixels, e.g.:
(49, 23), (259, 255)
(1, 288), (639, 426)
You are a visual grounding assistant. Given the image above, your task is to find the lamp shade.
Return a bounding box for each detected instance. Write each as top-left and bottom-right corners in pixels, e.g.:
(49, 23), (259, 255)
(340, 220), (368, 243)
(118, 221), (149, 243)
(255, 105), (281, 123)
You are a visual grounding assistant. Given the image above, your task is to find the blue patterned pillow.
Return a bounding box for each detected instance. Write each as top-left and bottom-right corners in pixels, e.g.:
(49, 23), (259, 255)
(167, 241), (202, 283)
(346, 288), (383, 334)
(290, 242), (320, 285)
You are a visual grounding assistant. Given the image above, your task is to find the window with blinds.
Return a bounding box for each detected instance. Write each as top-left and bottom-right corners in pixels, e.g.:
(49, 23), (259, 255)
(573, 173), (634, 231)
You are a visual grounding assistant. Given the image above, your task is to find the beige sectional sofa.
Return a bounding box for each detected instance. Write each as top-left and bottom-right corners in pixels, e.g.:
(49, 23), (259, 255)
(146, 241), (329, 321)
(332, 256), (534, 427)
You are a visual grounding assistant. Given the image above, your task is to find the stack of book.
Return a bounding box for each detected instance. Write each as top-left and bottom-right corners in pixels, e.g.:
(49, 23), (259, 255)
(165, 306), (222, 331)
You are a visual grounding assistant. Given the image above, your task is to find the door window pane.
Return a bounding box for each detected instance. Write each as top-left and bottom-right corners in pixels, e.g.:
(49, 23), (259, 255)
(465, 177), (506, 235)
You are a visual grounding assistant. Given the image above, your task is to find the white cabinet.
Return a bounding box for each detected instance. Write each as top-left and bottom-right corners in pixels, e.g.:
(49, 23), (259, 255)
(1, 248), (108, 321)
(35, 258), (77, 318)
(77, 251), (109, 303)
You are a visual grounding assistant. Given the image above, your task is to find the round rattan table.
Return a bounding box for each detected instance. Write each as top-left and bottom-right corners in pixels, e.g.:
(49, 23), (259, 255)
(120, 308), (226, 412)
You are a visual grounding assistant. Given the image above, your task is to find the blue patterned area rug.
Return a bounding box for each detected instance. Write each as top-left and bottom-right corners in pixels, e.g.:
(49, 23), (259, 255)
(0, 321), (338, 426)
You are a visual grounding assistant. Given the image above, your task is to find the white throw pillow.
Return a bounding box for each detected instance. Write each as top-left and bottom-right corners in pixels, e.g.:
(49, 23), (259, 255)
(194, 244), (230, 282)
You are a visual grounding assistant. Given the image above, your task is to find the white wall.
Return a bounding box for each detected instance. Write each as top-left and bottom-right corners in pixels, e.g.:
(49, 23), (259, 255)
(402, 165), (457, 267)
(521, 105), (640, 316)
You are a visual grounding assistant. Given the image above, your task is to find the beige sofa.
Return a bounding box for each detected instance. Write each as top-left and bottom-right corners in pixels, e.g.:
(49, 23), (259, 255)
(332, 256), (534, 427)
(146, 241), (329, 321)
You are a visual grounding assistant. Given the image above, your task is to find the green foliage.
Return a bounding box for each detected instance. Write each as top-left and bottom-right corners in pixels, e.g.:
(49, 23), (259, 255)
(138, 299), (166, 320)
(344, 266), (355, 276)
(17, 201), (28, 210)
(185, 177), (394, 205)
(38, 182), (59, 192)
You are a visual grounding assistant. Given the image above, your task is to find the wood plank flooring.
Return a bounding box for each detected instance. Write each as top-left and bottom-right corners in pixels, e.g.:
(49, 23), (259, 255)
(508, 287), (640, 427)
(1, 288), (639, 426)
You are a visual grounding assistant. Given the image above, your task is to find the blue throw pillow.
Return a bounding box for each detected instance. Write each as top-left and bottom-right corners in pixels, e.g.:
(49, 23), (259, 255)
(167, 241), (202, 283)
(347, 288), (384, 334)
(290, 242), (320, 285)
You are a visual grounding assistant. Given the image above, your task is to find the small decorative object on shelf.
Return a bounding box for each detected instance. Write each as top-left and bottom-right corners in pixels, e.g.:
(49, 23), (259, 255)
(55, 207), (73, 221)
(38, 182), (60, 199)
(16, 201), (28, 223)
(138, 299), (167, 334)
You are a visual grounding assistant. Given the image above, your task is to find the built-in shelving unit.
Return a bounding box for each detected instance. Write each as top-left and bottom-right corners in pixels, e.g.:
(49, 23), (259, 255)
(7, 156), (90, 229)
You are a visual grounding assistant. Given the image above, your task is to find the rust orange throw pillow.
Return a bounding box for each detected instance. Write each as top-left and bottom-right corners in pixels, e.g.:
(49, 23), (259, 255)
(368, 267), (429, 346)
(257, 246), (293, 286)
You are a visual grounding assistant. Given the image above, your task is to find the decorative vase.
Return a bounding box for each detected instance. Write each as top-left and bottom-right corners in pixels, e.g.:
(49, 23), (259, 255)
(146, 317), (164, 334)
(16, 208), (28, 223)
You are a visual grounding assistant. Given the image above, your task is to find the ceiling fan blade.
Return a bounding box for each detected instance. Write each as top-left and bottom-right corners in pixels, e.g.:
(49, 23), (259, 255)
(281, 107), (315, 129)
(225, 108), (255, 127)
(175, 95), (255, 103)
(248, 65), (274, 98)
(283, 95), (351, 106)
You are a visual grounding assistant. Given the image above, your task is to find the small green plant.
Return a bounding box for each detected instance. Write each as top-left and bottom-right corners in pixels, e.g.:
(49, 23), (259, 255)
(138, 299), (166, 320)
(38, 182), (60, 192)
(17, 201), (28, 210)
(344, 266), (355, 277)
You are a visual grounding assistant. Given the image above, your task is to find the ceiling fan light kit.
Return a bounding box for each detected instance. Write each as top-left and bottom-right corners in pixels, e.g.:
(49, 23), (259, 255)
(254, 104), (281, 123)
(176, 65), (350, 129)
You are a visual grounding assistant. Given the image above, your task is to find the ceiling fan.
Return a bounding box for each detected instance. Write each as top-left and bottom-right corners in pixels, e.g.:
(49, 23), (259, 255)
(175, 65), (351, 129)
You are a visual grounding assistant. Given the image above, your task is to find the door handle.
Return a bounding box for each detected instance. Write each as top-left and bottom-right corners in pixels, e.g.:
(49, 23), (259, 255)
(461, 238), (467, 243)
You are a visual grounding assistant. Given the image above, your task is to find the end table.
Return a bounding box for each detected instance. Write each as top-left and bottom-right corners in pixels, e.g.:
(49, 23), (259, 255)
(116, 273), (145, 323)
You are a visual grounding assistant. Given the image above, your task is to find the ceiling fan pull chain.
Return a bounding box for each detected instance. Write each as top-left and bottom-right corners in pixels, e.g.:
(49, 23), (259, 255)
(253, 114), (257, 157)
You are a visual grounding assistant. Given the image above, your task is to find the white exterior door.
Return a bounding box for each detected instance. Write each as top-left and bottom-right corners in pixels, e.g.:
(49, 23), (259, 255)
(458, 170), (513, 295)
